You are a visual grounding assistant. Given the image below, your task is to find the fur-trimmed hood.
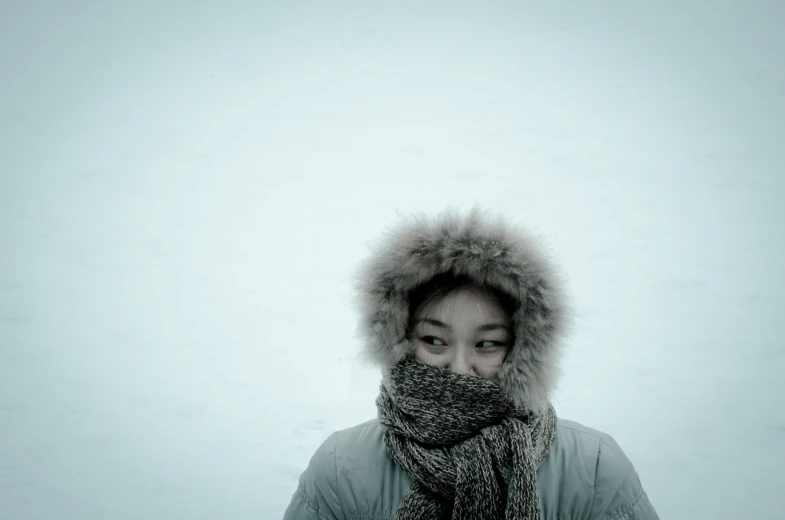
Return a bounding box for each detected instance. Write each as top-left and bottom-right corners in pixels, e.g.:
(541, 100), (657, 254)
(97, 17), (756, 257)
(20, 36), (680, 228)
(353, 206), (568, 413)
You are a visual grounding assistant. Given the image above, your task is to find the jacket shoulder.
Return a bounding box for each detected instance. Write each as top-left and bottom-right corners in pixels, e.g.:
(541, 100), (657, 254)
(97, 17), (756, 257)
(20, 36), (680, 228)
(588, 432), (658, 519)
(283, 431), (343, 520)
(542, 419), (658, 520)
(284, 421), (394, 520)
(333, 419), (411, 515)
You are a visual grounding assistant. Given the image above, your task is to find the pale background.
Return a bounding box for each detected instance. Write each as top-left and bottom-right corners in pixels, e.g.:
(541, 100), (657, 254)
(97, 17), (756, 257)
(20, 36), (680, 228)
(1, 1), (783, 519)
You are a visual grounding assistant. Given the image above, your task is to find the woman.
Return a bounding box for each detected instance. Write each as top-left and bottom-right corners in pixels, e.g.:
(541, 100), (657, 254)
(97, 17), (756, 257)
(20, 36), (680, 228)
(283, 207), (659, 520)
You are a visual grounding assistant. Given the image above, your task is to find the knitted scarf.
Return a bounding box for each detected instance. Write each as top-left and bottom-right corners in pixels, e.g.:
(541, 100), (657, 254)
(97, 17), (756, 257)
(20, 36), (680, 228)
(376, 357), (558, 520)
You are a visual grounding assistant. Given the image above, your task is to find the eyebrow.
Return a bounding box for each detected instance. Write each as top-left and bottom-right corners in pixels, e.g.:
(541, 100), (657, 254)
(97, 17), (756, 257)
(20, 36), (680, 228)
(415, 318), (510, 333)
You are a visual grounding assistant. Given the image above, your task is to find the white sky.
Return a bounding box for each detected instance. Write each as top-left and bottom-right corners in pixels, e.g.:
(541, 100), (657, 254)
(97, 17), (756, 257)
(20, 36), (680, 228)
(1, 1), (784, 519)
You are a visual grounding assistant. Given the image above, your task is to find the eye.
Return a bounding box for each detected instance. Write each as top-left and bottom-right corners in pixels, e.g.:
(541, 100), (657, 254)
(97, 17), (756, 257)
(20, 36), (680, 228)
(477, 340), (505, 349)
(421, 336), (446, 346)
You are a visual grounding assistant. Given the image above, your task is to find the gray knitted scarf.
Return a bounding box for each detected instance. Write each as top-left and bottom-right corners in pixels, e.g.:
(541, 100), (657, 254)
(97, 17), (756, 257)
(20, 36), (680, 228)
(377, 357), (558, 520)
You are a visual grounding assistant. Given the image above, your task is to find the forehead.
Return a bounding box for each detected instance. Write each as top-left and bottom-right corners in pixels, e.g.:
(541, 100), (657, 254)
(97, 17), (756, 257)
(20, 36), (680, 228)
(414, 286), (510, 323)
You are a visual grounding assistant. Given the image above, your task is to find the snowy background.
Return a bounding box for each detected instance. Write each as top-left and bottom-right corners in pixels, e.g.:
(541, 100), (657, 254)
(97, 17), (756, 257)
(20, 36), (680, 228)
(1, 1), (784, 519)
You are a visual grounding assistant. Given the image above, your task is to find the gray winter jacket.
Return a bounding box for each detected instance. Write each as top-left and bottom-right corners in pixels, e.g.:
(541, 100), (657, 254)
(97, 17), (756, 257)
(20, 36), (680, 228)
(283, 417), (658, 519)
(283, 207), (659, 519)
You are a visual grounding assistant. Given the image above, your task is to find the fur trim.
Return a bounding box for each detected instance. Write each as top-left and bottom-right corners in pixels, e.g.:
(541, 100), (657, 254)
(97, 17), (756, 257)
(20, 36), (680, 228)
(353, 206), (568, 413)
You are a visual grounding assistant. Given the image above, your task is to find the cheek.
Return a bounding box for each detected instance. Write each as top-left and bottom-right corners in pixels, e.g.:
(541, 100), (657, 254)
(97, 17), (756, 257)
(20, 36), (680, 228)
(477, 350), (508, 378)
(414, 344), (449, 367)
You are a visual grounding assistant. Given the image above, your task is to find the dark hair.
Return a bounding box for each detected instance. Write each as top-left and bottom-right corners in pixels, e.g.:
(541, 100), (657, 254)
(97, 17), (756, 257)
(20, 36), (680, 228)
(405, 273), (519, 338)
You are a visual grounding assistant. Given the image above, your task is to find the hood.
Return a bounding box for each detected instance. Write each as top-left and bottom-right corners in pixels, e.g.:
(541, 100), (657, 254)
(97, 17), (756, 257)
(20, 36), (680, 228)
(353, 206), (569, 413)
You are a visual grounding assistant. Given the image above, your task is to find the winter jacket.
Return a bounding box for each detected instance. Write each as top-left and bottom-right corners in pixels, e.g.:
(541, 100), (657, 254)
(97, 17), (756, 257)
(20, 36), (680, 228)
(283, 207), (659, 519)
(283, 417), (658, 519)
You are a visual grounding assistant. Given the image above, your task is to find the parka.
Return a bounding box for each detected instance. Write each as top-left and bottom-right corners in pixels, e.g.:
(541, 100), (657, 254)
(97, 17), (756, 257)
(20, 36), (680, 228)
(283, 207), (659, 519)
(283, 418), (658, 519)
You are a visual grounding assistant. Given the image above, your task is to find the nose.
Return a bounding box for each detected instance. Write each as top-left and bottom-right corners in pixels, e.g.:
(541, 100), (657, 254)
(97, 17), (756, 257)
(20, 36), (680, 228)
(449, 346), (474, 375)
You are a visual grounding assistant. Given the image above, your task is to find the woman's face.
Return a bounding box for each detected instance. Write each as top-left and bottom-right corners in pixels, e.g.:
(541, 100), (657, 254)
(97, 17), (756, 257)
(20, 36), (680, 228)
(410, 286), (512, 378)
